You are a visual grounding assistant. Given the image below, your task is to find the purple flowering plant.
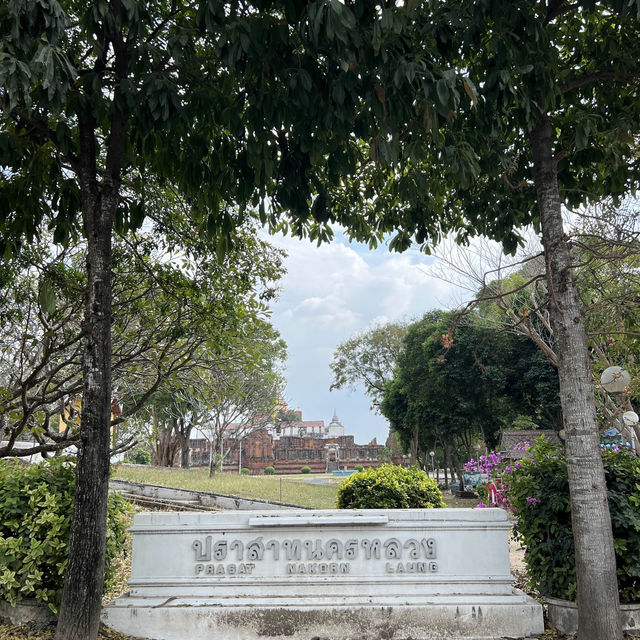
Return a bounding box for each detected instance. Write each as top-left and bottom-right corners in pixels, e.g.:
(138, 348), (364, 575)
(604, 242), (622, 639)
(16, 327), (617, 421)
(466, 441), (541, 511)
(504, 438), (640, 602)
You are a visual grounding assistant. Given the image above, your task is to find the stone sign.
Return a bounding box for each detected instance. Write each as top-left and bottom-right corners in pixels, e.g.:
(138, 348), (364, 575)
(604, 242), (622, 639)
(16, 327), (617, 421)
(102, 508), (543, 639)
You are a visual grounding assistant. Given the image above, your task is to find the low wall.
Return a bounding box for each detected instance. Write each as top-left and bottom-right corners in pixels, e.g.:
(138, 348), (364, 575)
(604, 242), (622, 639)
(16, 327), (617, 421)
(103, 508), (543, 640)
(109, 479), (309, 511)
(0, 599), (54, 628)
(546, 596), (640, 634)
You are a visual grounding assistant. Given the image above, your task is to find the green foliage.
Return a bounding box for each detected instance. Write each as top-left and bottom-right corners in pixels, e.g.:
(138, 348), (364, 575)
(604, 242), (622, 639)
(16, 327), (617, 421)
(240, 468), (250, 475)
(336, 464), (445, 510)
(508, 441), (640, 603)
(300, 466), (311, 474)
(381, 310), (560, 465)
(264, 466), (275, 475)
(330, 322), (408, 411)
(354, 465), (364, 472)
(0, 226), (286, 458)
(0, 458), (131, 613)
(511, 415), (540, 431)
(126, 449), (151, 465)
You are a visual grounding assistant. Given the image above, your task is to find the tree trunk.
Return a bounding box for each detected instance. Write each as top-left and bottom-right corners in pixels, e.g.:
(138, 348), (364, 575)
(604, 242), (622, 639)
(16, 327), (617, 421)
(450, 450), (465, 491)
(209, 438), (218, 477)
(55, 24), (129, 630)
(178, 417), (192, 469)
(530, 116), (622, 640)
(441, 440), (451, 487)
(55, 125), (116, 640)
(181, 438), (190, 468)
(410, 424), (419, 463)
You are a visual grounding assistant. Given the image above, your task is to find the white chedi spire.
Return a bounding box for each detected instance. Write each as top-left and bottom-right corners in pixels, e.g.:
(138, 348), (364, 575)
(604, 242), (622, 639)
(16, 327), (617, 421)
(326, 410), (345, 437)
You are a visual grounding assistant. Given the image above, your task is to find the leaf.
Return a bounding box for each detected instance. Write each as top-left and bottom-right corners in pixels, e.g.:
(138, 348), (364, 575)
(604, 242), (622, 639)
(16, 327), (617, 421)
(575, 119), (590, 150)
(436, 78), (449, 106)
(462, 77), (478, 106)
(38, 280), (57, 315)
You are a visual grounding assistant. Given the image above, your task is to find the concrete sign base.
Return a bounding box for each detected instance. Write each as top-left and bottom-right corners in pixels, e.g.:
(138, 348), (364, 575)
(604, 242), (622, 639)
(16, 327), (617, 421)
(102, 508), (543, 639)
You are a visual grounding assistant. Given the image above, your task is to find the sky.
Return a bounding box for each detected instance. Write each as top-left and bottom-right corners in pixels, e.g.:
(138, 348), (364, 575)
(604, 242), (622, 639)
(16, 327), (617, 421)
(263, 229), (467, 445)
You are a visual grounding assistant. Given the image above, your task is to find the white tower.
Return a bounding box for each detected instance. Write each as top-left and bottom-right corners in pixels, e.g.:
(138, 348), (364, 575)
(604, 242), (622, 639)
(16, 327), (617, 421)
(325, 411), (345, 438)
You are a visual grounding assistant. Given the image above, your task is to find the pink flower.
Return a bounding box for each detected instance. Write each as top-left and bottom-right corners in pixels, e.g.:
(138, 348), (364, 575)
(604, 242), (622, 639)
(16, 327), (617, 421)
(526, 496), (541, 506)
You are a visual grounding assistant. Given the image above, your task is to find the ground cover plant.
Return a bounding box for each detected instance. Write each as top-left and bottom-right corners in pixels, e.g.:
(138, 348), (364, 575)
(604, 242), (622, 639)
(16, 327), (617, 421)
(336, 464), (446, 509)
(0, 459), (130, 613)
(112, 466), (338, 509)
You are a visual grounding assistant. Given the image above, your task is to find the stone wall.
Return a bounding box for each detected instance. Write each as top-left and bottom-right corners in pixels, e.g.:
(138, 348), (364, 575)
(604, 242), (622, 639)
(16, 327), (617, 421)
(193, 430), (387, 475)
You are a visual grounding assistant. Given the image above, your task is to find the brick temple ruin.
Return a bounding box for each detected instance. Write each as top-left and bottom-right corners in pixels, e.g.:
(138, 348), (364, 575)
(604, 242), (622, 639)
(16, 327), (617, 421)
(190, 411), (395, 474)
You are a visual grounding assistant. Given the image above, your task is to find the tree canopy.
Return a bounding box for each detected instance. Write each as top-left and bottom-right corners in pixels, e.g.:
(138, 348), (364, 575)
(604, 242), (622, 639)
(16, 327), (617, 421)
(329, 321), (408, 411)
(380, 310), (561, 467)
(352, 5), (639, 637)
(434, 203), (640, 436)
(0, 221), (285, 458)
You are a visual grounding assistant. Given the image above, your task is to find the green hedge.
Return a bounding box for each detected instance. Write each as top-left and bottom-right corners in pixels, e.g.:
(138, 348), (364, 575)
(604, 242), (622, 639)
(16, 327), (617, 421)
(264, 466), (275, 475)
(300, 466), (311, 474)
(336, 464), (446, 509)
(507, 440), (640, 603)
(0, 458), (131, 613)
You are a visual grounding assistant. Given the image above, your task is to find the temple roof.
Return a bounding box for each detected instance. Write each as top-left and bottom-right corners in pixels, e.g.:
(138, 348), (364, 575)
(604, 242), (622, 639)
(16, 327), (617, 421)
(499, 429), (562, 458)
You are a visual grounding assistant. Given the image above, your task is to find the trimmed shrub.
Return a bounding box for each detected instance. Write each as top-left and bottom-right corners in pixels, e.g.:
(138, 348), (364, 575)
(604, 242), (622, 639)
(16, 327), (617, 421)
(128, 449), (151, 465)
(300, 466), (311, 474)
(507, 439), (640, 603)
(354, 464), (364, 472)
(264, 466), (275, 475)
(241, 468), (251, 475)
(0, 458), (131, 613)
(337, 464), (446, 509)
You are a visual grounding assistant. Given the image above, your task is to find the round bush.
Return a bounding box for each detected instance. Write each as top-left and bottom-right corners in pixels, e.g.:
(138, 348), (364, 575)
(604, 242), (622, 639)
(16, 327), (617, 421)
(241, 468), (251, 475)
(132, 449), (151, 465)
(507, 440), (640, 603)
(264, 466), (275, 475)
(126, 448), (151, 465)
(0, 458), (131, 613)
(300, 466), (311, 474)
(354, 464), (364, 472)
(336, 464), (446, 509)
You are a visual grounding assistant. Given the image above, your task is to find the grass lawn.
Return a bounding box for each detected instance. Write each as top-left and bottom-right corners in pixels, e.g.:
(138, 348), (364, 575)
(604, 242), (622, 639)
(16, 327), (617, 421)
(112, 465), (481, 510)
(112, 466), (340, 509)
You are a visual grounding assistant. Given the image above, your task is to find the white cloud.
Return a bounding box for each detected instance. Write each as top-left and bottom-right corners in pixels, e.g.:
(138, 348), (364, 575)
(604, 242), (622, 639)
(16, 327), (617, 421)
(258, 231), (467, 444)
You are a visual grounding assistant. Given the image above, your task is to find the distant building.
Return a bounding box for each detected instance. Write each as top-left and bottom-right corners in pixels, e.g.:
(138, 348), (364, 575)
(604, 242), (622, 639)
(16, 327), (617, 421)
(189, 410), (388, 474)
(276, 410), (345, 440)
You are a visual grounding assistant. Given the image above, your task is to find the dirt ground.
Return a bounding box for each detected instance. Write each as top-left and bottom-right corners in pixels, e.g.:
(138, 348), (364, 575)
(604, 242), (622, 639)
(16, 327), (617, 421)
(509, 533), (527, 573)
